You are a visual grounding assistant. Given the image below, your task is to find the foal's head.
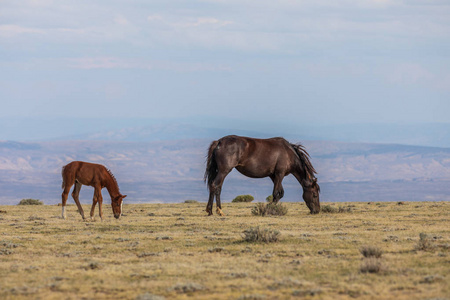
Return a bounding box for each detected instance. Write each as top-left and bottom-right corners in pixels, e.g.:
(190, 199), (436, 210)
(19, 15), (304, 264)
(302, 178), (320, 214)
(112, 194), (127, 219)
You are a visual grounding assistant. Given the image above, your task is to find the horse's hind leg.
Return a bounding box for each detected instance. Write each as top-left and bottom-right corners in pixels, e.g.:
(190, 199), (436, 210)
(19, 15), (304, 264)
(206, 189), (214, 216)
(211, 171), (230, 216)
(215, 186), (225, 216)
(72, 181), (85, 219)
(206, 171), (229, 216)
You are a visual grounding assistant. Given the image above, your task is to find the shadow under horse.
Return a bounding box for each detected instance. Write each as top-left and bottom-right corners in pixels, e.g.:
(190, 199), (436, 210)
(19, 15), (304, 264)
(61, 161), (127, 220)
(204, 135), (320, 216)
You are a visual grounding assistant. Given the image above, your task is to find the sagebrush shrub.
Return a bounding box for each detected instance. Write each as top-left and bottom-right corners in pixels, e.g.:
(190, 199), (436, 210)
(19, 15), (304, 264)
(251, 203), (266, 216)
(321, 205), (337, 213)
(184, 200), (198, 204)
(18, 199), (43, 205)
(242, 226), (280, 243)
(321, 205), (352, 213)
(360, 258), (383, 273)
(360, 245), (383, 258)
(251, 202), (288, 216)
(338, 206), (352, 213)
(265, 202), (288, 216)
(416, 233), (435, 251)
(170, 282), (205, 293)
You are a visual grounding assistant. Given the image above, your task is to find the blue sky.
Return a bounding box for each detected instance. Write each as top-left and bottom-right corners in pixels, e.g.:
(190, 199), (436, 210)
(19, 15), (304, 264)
(1, 0), (450, 128)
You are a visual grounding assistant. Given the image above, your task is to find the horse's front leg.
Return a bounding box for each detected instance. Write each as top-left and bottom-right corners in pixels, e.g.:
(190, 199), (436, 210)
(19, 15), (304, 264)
(271, 175), (285, 204)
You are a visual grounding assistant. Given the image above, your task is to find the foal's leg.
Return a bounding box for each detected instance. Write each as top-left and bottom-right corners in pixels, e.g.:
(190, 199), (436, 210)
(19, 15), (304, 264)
(61, 184), (72, 219)
(96, 187), (104, 221)
(90, 190), (98, 221)
(71, 181), (86, 219)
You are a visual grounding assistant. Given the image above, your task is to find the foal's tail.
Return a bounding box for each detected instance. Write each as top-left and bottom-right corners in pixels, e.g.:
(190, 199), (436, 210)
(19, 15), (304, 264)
(61, 165), (66, 189)
(204, 140), (220, 189)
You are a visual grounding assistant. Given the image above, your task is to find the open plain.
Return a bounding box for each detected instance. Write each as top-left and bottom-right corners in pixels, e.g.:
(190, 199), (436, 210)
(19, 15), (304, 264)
(0, 201), (448, 299)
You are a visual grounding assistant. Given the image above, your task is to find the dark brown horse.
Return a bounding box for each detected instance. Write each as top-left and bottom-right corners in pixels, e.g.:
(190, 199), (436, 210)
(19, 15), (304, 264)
(61, 161), (127, 220)
(204, 135), (320, 216)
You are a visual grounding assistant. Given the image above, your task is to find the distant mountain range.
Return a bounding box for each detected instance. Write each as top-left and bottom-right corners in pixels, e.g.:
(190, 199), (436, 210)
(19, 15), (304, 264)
(1, 124), (449, 205)
(1, 117), (450, 147)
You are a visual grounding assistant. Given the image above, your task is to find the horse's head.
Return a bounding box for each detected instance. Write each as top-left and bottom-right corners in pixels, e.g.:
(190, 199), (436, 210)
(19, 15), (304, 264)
(302, 178), (320, 214)
(112, 194), (127, 219)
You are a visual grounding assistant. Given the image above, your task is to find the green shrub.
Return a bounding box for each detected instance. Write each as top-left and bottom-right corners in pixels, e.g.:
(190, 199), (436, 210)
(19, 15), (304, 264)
(232, 195), (254, 203)
(266, 195), (273, 202)
(242, 226), (280, 243)
(251, 202), (288, 216)
(18, 199), (43, 205)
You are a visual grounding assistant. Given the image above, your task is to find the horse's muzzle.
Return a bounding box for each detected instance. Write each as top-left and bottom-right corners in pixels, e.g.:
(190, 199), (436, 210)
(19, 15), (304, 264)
(114, 214), (121, 219)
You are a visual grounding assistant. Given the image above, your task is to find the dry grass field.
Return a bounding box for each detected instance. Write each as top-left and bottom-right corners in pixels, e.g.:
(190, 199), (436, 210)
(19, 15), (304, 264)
(0, 201), (448, 300)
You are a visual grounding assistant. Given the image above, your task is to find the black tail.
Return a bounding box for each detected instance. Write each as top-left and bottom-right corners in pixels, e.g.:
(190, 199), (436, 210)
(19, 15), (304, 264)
(204, 140), (220, 189)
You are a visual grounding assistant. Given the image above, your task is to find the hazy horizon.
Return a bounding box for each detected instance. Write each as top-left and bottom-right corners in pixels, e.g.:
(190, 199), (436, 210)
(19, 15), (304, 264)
(1, 116), (450, 149)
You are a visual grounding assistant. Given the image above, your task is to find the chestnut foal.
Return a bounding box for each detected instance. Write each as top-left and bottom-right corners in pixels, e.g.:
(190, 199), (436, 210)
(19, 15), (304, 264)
(61, 161), (127, 220)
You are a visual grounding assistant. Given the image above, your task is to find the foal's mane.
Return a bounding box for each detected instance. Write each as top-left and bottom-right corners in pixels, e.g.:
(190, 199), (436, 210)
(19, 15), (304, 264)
(106, 168), (120, 193)
(290, 143), (317, 180)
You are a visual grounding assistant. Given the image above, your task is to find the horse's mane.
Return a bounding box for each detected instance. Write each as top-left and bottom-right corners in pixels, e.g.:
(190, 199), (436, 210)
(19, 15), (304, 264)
(290, 143), (317, 180)
(106, 168), (120, 193)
